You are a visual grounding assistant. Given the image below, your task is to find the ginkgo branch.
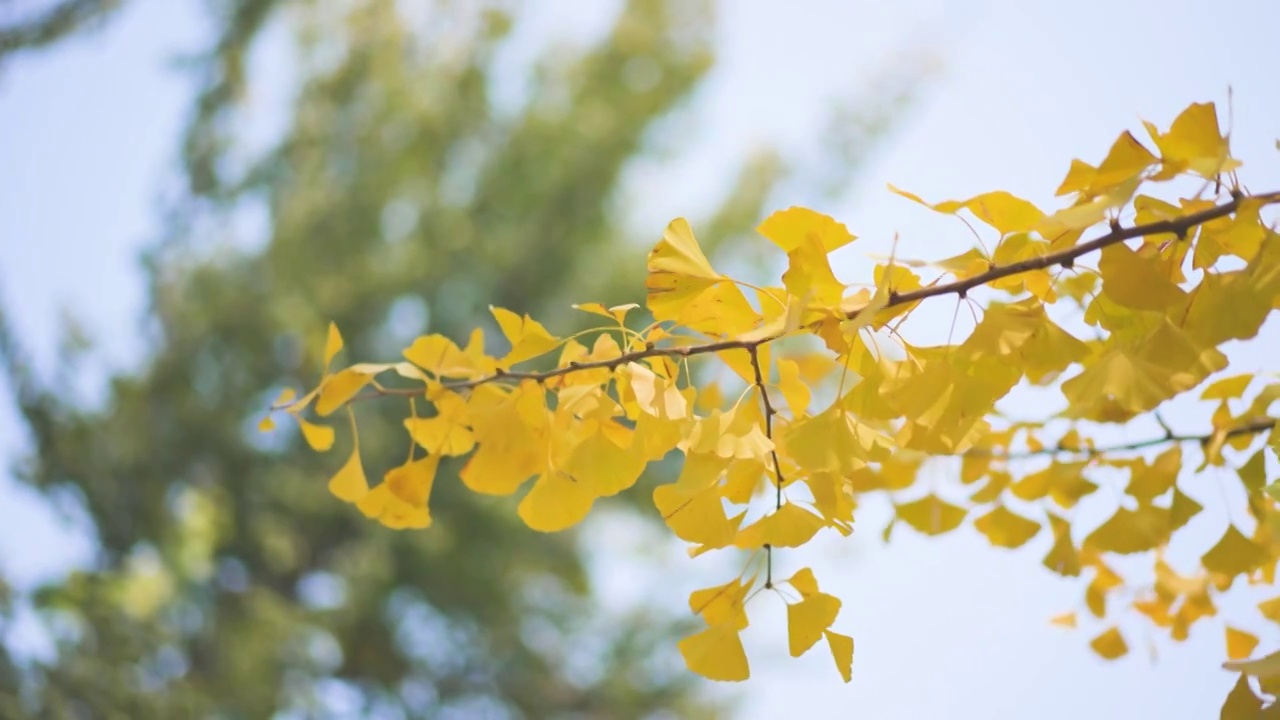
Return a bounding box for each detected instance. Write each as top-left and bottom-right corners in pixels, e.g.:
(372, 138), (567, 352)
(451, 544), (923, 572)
(341, 189), (1280, 406)
(971, 417), (1276, 461)
(878, 190), (1280, 313)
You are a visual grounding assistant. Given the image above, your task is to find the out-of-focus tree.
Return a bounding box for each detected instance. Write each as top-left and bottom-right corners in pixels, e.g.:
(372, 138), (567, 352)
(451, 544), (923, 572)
(0, 0), (124, 59)
(0, 1), (919, 717)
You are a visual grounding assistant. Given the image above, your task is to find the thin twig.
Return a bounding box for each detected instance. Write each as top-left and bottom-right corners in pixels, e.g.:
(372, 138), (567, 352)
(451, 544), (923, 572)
(748, 344), (786, 588)
(968, 418), (1276, 461)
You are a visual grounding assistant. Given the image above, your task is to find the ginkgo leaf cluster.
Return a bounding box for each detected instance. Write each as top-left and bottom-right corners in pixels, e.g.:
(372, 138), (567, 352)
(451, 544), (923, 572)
(266, 101), (1280, 700)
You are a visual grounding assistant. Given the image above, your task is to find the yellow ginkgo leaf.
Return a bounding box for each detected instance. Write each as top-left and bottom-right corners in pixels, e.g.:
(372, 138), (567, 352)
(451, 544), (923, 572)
(627, 361), (689, 420)
(403, 334), (477, 378)
(888, 185), (1044, 235)
(323, 322), (344, 367)
(675, 282), (762, 338)
(689, 578), (751, 630)
(298, 418), (336, 452)
(824, 630), (854, 683)
(757, 206), (856, 253)
(490, 306), (560, 367)
(1202, 374), (1253, 401)
(776, 359), (811, 416)
(403, 392), (474, 456)
(678, 623), (750, 682)
(1050, 612), (1077, 628)
(963, 191), (1046, 235)
(1090, 627), (1128, 660)
(1054, 158), (1097, 197)
(1098, 242), (1186, 312)
(272, 387), (298, 408)
(460, 382), (546, 495)
(788, 567), (820, 598)
(782, 405), (877, 476)
(973, 505), (1041, 549)
(653, 482), (739, 548)
(257, 415), (276, 432)
(1228, 627), (1261, 661)
(329, 446), (369, 503)
(1202, 526), (1270, 578)
(518, 471), (596, 533)
(896, 495), (967, 536)
(805, 471), (855, 534)
(782, 233), (845, 309)
(571, 302), (640, 324)
(645, 218), (724, 321)
(1083, 505), (1170, 554)
(680, 403), (774, 462)
(1258, 596), (1280, 625)
(1144, 102), (1240, 179)
(1090, 131), (1157, 191)
(315, 367), (375, 416)
(356, 455), (439, 530)
(1125, 447), (1181, 502)
(733, 503), (826, 549)
(1043, 513), (1081, 577)
(787, 592), (842, 657)
(563, 430), (646, 497)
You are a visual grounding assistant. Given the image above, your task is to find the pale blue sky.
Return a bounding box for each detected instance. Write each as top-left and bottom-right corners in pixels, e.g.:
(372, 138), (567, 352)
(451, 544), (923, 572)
(2, 1), (1279, 718)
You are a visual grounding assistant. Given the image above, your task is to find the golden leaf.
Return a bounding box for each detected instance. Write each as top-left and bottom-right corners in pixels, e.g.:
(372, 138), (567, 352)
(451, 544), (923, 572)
(689, 579), (751, 630)
(896, 495), (967, 537)
(328, 446), (369, 503)
(757, 206), (857, 253)
(788, 567), (820, 598)
(678, 623), (749, 682)
(1202, 526), (1270, 578)
(490, 306), (560, 367)
(1144, 102), (1239, 179)
(356, 455), (439, 530)
(1089, 626), (1128, 660)
(1043, 513), (1081, 577)
(323, 322), (343, 367)
(1202, 374), (1254, 400)
(403, 391), (474, 456)
(646, 218), (724, 322)
(653, 482), (739, 548)
(734, 504), (826, 549)
(1084, 505), (1170, 554)
(1125, 447), (1181, 502)
(403, 334), (478, 378)
(315, 367), (375, 416)
(298, 418), (336, 452)
(825, 631), (854, 683)
(973, 505), (1041, 549)
(518, 471), (597, 533)
(787, 593), (842, 657)
(1228, 627), (1261, 661)
(888, 185), (1044, 235)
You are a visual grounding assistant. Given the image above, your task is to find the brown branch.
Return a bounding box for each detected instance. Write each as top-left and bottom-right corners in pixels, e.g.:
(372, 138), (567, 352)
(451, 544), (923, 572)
(969, 418), (1276, 461)
(748, 344), (785, 589)
(882, 190), (1280, 312)
(290, 189), (1280, 409)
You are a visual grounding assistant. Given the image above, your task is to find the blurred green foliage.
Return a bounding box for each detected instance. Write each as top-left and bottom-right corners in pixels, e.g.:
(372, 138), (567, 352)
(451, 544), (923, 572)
(0, 0), (916, 717)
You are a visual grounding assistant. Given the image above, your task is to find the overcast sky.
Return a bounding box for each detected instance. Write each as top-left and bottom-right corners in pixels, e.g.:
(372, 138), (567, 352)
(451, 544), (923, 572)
(2, 1), (1279, 718)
